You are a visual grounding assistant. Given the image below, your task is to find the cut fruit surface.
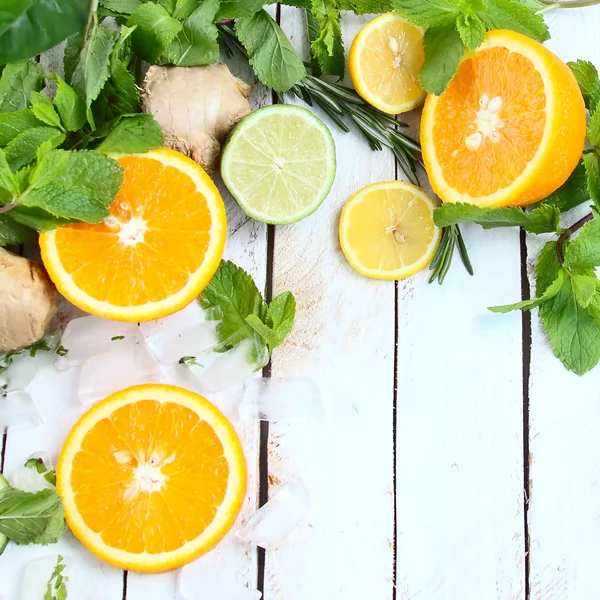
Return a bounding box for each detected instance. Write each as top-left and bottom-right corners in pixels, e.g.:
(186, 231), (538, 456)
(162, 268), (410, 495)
(421, 29), (586, 208)
(339, 181), (441, 280)
(349, 12), (425, 115)
(221, 105), (336, 225)
(39, 148), (227, 322)
(56, 384), (246, 572)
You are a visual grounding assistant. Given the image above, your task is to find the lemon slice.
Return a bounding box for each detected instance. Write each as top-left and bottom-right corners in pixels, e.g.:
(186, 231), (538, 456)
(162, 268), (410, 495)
(349, 12), (426, 115)
(339, 181), (441, 280)
(221, 105), (336, 225)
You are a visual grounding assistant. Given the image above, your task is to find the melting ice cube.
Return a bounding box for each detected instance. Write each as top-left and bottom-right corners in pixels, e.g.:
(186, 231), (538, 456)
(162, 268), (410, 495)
(55, 316), (139, 370)
(78, 337), (164, 405)
(240, 378), (325, 421)
(0, 390), (42, 432)
(10, 451), (55, 493)
(238, 479), (312, 550)
(138, 300), (207, 339)
(20, 555), (70, 600)
(145, 321), (219, 364)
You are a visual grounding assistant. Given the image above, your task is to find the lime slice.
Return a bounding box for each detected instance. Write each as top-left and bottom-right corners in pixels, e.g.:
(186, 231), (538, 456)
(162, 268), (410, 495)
(0, 473), (9, 555)
(221, 105), (336, 225)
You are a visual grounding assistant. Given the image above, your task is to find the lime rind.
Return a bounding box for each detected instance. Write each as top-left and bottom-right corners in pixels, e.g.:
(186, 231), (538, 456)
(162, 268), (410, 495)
(221, 104), (337, 225)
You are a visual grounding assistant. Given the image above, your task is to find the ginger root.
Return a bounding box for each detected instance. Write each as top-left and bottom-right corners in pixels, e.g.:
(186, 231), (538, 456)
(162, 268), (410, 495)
(0, 248), (59, 352)
(142, 63), (253, 173)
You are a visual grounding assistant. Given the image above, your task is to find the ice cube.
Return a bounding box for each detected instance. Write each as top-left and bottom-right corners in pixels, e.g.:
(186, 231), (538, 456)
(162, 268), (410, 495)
(20, 555), (71, 600)
(10, 451), (55, 493)
(139, 301), (206, 339)
(240, 378), (325, 421)
(145, 321), (220, 364)
(55, 316), (139, 370)
(0, 390), (42, 432)
(238, 479), (312, 550)
(78, 337), (164, 405)
(178, 557), (262, 600)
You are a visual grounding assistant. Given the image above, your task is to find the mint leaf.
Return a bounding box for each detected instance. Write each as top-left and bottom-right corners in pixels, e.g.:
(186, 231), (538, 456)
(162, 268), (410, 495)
(588, 106), (600, 147)
(266, 291), (296, 345)
(564, 216), (600, 269)
(96, 114), (164, 154)
(0, 148), (19, 196)
(433, 202), (561, 234)
(337, 0), (393, 12)
(236, 10), (307, 93)
(539, 160), (590, 213)
(0, 60), (44, 112)
(571, 274), (600, 309)
(63, 30), (85, 84)
(568, 59), (599, 112)
(21, 184), (110, 223)
(30, 91), (52, 106)
(309, 0), (345, 78)
(0, 109), (42, 146)
(25, 457), (57, 487)
(129, 3), (183, 63)
(31, 102), (63, 130)
(99, 0), (141, 14)
(456, 13), (486, 50)
(582, 152), (600, 210)
(418, 23), (464, 96)
(3, 127), (64, 171)
(0, 214), (35, 245)
(160, 0), (220, 66)
(489, 269), (565, 313)
(246, 315), (281, 350)
(45, 555), (69, 600)
(477, 0), (550, 43)
(218, 0), (265, 19)
(9, 206), (73, 231)
(71, 25), (115, 129)
(49, 74), (86, 132)
(0, 487), (66, 545)
(392, 0), (460, 27)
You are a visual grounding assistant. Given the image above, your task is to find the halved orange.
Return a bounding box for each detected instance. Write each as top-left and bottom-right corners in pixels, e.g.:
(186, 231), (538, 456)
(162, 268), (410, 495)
(57, 384), (246, 572)
(421, 30), (586, 207)
(349, 13), (426, 115)
(39, 148), (227, 321)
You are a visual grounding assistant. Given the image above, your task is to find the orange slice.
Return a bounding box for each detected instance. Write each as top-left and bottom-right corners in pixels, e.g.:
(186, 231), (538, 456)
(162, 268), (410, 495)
(349, 13), (426, 115)
(421, 30), (586, 208)
(39, 148), (227, 322)
(57, 384), (246, 572)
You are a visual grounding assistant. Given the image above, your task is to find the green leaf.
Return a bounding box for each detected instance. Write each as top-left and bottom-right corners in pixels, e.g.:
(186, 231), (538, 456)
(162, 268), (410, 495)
(63, 30), (85, 84)
(160, 0), (220, 66)
(245, 314), (281, 350)
(391, 0), (460, 27)
(95, 114), (164, 154)
(0, 148), (19, 195)
(71, 25), (115, 129)
(539, 160), (590, 213)
(31, 102), (63, 130)
(0, 487), (65, 545)
(0, 60), (44, 112)
(309, 0), (345, 78)
(218, 0), (265, 19)
(45, 555), (69, 600)
(337, 0), (393, 12)
(24, 457), (57, 486)
(564, 216), (600, 270)
(588, 106), (600, 147)
(459, 0), (487, 13)
(456, 13), (485, 50)
(477, 0), (550, 43)
(236, 10), (307, 93)
(21, 183), (110, 223)
(266, 291), (296, 345)
(0, 213), (35, 245)
(418, 23), (464, 96)
(568, 59), (599, 112)
(0, 109), (42, 146)
(0, 0), (35, 37)
(583, 152), (600, 210)
(99, 0), (141, 14)
(433, 202), (561, 234)
(3, 127), (64, 171)
(9, 206), (73, 231)
(30, 91), (52, 106)
(49, 74), (87, 132)
(571, 273), (600, 309)
(0, 0), (91, 66)
(129, 3), (183, 63)
(489, 269), (565, 313)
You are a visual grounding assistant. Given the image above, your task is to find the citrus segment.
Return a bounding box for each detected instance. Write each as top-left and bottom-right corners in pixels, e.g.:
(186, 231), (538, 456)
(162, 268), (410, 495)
(57, 384), (246, 572)
(349, 13), (425, 114)
(421, 30), (586, 207)
(221, 105), (336, 224)
(339, 181), (441, 280)
(39, 148), (227, 321)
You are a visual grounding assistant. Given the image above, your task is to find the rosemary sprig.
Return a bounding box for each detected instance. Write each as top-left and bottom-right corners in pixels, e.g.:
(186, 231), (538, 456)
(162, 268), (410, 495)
(218, 22), (472, 283)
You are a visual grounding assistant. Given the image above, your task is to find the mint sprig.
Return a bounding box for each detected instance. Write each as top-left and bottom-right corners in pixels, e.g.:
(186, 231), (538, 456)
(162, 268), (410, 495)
(392, 0), (550, 95)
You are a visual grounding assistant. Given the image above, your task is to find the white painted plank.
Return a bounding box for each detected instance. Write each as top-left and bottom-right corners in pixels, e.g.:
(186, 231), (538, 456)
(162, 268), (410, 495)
(527, 8), (600, 600)
(266, 9), (395, 600)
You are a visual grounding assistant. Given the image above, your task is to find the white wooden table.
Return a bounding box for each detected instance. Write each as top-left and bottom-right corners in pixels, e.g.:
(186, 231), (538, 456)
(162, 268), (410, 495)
(2, 6), (600, 600)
